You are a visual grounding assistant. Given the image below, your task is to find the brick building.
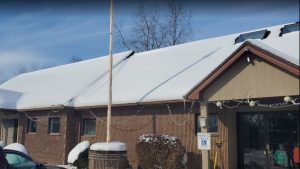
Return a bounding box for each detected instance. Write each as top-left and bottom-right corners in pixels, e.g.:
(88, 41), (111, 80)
(0, 23), (299, 169)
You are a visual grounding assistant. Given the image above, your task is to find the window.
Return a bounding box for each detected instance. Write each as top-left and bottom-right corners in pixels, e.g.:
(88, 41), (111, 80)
(48, 117), (60, 134)
(235, 29), (270, 44)
(27, 118), (37, 133)
(280, 22), (299, 36)
(82, 119), (96, 135)
(196, 113), (218, 133)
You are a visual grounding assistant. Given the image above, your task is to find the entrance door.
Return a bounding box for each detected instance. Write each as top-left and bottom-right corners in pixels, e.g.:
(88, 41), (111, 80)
(2, 119), (18, 145)
(238, 111), (300, 169)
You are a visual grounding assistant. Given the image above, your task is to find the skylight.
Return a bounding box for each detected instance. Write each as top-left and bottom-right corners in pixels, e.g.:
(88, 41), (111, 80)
(280, 22), (299, 36)
(235, 29), (270, 44)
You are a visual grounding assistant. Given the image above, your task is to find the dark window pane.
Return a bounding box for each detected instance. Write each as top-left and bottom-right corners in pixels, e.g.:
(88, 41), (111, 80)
(280, 22), (299, 36)
(208, 115), (218, 133)
(196, 114), (218, 133)
(82, 119), (96, 135)
(196, 114), (201, 133)
(27, 118), (37, 133)
(49, 117), (60, 133)
(235, 29), (269, 44)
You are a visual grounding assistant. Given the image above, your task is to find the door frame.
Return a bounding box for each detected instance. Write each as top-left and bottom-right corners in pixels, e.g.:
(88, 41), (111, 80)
(1, 118), (19, 145)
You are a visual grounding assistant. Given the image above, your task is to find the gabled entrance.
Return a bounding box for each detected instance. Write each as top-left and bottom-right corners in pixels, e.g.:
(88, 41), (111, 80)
(237, 111), (300, 169)
(185, 41), (300, 169)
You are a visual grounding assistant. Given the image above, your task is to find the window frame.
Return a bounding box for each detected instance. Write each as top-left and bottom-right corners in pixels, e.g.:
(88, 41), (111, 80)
(48, 117), (61, 134)
(235, 29), (270, 44)
(81, 118), (96, 136)
(279, 22), (300, 36)
(27, 118), (37, 133)
(195, 113), (219, 134)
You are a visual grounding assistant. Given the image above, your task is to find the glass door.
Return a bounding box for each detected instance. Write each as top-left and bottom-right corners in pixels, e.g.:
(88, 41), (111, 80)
(238, 114), (268, 169)
(238, 111), (300, 169)
(268, 112), (299, 169)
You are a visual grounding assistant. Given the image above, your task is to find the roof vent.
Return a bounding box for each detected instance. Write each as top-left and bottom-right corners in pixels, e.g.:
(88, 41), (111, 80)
(126, 51), (135, 59)
(279, 22), (299, 36)
(235, 29), (270, 44)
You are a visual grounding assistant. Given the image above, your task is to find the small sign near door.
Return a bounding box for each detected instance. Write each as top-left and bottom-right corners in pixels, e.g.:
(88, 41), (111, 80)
(197, 133), (211, 150)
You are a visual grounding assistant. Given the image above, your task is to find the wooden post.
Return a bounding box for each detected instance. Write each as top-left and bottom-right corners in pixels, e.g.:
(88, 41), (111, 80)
(106, 0), (114, 143)
(200, 102), (211, 169)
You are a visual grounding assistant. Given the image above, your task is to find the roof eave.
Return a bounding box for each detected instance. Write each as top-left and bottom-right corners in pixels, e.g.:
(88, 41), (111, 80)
(0, 108), (17, 112)
(73, 99), (187, 110)
(15, 105), (66, 112)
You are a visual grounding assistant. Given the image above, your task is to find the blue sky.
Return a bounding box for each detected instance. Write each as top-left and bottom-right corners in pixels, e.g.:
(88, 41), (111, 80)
(0, 0), (299, 83)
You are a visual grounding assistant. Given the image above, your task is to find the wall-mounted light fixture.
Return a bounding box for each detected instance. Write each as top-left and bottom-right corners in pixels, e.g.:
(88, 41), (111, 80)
(216, 101), (222, 109)
(249, 100), (256, 107)
(284, 96), (292, 103)
(246, 56), (251, 63)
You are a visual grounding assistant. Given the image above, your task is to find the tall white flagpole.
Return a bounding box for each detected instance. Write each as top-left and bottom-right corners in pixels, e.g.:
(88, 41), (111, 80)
(107, 0), (113, 143)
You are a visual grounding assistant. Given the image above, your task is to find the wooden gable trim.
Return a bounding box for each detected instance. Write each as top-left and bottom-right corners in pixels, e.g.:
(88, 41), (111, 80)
(185, 42), (300, 100)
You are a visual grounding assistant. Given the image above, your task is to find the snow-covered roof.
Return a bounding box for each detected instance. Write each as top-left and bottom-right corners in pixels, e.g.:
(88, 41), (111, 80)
(0, 23), (299, 110)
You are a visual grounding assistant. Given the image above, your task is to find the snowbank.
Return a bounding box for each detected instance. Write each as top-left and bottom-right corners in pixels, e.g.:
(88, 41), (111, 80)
(57, 165), (77, 169)
(68, 141), (90, 164)
(90, 141), (126, 151)
(138, 134), (178, 145)
(4, 143), (28, 155)
(0, 140), (6, 147)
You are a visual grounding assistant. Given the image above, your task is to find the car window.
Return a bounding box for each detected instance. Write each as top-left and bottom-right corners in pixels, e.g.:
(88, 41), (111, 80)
(5, 152), (37, 169)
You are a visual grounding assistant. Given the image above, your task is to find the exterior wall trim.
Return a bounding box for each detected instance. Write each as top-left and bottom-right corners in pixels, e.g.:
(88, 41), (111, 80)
(1, 100), (189, 112)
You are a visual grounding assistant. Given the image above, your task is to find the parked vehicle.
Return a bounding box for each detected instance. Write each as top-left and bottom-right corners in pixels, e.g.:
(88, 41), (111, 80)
(1, 148), (64, 169)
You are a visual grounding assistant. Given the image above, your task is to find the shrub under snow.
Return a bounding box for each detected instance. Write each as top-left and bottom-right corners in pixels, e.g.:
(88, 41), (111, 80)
(137, 134), (187, 169)
(68, 141), (90, 169)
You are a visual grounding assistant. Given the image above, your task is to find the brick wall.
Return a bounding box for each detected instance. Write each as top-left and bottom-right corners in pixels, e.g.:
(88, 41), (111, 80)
(20, 109), (75, 165)
(15, 102), (232, 169)
(78, 103), (206, 169)
(64, 109), (80, 163)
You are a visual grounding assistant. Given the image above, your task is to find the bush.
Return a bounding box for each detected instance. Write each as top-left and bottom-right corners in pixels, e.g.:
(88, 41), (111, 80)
(72, 149), (89, 169)
(137, 134), (187, 169)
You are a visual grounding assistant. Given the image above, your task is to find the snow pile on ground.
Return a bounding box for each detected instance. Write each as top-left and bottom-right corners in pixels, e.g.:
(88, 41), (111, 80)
(90, 141), (126, 151)
(57, 165), (77, 169)
(0, 140), (6, 147)
(138, 134), (177, 145)
(4, 143), (28, 155)
(68, 141), (90, 164)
